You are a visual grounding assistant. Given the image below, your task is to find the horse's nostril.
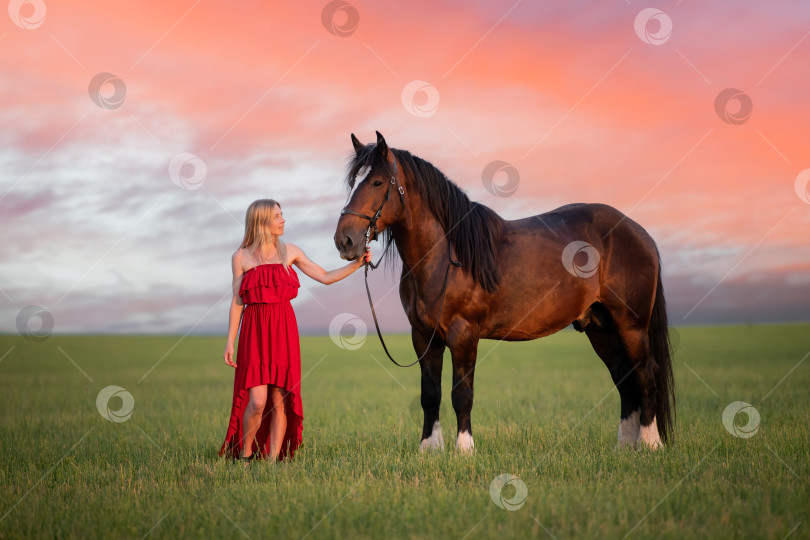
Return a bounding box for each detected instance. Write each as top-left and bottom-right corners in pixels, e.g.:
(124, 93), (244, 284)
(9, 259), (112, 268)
(345, 236), (353, 249)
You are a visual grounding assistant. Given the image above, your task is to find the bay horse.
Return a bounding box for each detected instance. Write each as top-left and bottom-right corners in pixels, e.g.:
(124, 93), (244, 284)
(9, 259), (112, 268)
(334, 131), (674, 453)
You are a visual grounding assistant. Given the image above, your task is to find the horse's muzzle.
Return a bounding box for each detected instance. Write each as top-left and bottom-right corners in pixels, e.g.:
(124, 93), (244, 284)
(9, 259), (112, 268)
(334, 218), (366, 261)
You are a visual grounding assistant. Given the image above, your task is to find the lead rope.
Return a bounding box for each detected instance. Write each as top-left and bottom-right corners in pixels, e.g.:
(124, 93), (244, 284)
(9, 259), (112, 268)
(363, 240), (460, 368)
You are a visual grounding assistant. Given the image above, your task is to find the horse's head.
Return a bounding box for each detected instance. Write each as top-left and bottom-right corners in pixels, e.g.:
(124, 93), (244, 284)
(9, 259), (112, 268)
(334, 131), (405, 261)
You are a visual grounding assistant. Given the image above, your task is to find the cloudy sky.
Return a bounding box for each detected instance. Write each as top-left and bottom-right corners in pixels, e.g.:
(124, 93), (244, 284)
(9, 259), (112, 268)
(1, 0), (809, 337)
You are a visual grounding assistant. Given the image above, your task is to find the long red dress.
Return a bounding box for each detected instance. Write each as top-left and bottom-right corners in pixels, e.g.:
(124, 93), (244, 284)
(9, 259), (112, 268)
(218, 263), (303, 461)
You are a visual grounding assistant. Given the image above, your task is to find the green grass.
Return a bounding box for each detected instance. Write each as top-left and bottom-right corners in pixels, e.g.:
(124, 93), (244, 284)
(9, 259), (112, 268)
(1, 324), (808, 539)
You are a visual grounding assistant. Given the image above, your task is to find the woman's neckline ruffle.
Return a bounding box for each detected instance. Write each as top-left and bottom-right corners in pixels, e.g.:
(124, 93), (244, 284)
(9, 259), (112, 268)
(240, 263), (299, 294)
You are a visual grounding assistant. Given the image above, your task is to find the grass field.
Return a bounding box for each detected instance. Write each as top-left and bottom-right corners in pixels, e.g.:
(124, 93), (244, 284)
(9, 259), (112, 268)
(1, 324), (808, 539)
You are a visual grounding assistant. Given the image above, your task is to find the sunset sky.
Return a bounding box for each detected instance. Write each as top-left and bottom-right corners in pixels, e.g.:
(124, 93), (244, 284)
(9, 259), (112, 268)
(1, 0), (809, 336)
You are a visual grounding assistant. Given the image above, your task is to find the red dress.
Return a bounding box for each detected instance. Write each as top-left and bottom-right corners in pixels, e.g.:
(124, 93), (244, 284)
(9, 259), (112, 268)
(218, 263), (303, 461)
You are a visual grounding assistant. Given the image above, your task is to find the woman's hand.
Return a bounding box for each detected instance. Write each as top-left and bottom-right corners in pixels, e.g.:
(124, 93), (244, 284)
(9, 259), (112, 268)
(353, 247), (371, 269)
(360, 247), (372, 265)
(223, 342), (236, 368)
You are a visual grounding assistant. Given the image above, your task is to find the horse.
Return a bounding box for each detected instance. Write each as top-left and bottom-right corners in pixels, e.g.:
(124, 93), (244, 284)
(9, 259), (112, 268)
(333, 131), (674, 453)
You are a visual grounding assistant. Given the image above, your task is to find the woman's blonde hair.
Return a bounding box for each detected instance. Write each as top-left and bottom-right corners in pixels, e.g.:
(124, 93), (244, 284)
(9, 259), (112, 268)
(240, 199), (288, 269)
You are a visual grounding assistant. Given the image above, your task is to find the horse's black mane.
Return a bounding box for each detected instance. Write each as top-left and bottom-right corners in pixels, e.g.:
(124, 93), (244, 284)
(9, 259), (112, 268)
(345, 144), (504, 293)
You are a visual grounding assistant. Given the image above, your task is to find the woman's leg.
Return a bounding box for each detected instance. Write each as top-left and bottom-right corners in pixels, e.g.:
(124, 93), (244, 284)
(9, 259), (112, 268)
(267, 385), (287, 459)
(241, 384), (267, 458)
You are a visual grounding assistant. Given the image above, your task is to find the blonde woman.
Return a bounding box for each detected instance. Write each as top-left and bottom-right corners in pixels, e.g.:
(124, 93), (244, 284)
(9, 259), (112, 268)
(218, 199), (369, 464)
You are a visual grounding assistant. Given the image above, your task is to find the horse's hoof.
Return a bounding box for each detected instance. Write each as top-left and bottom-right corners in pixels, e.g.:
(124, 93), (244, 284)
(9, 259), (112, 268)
(638, 417), (663, 449)
(613, 440), (639, 451)
(419, 421), (445, 452)
(455, 431), (475, 453)
(638, 438), (663, 450)
(419, 439), (445, 452)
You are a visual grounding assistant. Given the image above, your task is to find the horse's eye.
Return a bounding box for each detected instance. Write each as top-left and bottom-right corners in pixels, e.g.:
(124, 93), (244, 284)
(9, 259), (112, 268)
(372, 180), (383, 187)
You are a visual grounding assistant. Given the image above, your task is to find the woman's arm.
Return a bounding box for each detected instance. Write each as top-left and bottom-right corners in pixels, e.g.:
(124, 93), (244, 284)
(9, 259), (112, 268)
(223, 250), (245, 367)
(287, 243), (369, 285)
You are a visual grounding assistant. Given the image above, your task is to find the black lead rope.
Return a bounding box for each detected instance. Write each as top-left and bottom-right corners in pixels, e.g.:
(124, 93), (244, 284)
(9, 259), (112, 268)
(363, 249), (460, 368)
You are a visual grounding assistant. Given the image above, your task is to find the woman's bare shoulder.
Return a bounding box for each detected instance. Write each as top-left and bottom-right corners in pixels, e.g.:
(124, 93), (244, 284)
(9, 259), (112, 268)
(232, 248), (249, 269)
(285, 242), (302, 260)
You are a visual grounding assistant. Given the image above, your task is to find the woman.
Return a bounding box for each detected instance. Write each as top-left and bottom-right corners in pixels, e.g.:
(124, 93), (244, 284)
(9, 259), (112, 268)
(218, 199), (369, 465)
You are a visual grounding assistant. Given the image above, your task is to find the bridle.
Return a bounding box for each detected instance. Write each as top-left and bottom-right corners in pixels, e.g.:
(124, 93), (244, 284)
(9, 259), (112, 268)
(340, 155), (460, 368)
(340, 157), (405, 250)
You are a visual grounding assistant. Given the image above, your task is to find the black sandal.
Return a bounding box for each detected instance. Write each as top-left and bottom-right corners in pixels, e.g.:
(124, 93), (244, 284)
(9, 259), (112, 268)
(240, 453), (256, 467)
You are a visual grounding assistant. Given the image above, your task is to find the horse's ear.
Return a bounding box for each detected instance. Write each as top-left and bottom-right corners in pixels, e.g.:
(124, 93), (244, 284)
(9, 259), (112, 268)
(375, 131), (389, 159)
(351, 133), (363, 154)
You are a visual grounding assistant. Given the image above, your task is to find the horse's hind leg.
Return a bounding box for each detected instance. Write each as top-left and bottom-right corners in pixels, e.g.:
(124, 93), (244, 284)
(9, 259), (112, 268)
(580, 303), (643, 449)
(617, 327), (662, 449)
(413, 327), (446, 452)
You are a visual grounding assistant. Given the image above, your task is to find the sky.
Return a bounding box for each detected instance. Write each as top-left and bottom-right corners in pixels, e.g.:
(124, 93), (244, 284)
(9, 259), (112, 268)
(1, 0), (809, 338)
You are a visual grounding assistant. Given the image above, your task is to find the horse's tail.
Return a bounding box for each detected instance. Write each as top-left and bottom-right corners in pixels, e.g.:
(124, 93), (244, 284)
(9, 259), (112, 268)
(649, 258), (675, 443)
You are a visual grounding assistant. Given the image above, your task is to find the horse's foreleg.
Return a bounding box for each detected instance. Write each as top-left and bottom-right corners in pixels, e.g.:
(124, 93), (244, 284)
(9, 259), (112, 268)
(448, 324), (479, 454)
(414, 327), (446, 452)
